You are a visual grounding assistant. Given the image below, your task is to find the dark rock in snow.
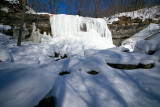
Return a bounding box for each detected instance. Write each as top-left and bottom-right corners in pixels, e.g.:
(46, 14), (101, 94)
(59, 71), (70, 76)
(87, 70), (99, 75)
(34, 97), (55, 107)
(107, 63), (154, 70)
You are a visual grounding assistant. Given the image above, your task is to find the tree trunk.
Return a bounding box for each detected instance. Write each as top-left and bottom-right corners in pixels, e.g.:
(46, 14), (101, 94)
(17, 0), (26, 46)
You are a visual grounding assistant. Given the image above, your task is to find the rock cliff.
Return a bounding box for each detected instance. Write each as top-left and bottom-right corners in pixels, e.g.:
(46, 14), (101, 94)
(108, 16), (160, 46)
(0, 1), (51, 39)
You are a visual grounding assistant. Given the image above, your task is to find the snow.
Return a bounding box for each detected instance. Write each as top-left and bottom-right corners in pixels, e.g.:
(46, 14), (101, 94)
(1, 7), (9, 13)
(122, 23), (160, 51)
(0, 24), (11, 32)
(105, 6), (160, 24)
(0, 30), (160, 107)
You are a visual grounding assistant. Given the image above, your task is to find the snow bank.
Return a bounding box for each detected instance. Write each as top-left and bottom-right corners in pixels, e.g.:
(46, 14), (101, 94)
(0, 24), (11, 32)
(134, 32), (160, 53)
(49, 14), (114, 56)
(105, 6), (160, 24)
(1, 7), (9, 13)
(0, 33), (160, 107)
(122, 23), (160, 51)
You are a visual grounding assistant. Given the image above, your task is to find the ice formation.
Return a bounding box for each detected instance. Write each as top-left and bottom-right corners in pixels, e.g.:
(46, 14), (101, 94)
(50, 14), (112, 40)
(49, 14), (114, 55)
(30, 23), (52, 43)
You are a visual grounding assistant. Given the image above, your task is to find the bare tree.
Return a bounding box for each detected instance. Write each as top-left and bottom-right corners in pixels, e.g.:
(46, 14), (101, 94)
(17, 0), (26, 46)
(65, 0), (74, 14)
(90, 0), (103, 18)
(46, 0), (64, 14)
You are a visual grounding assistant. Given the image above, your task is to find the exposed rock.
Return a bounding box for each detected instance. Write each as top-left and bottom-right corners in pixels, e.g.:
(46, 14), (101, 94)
(108, 15), (160, 46)
(34, 97), (55, 107)
(0, 1), (51, 39)
(107, 63), (154, 70)
(87, 70), (99, 75)
(59, 71), (70, 76)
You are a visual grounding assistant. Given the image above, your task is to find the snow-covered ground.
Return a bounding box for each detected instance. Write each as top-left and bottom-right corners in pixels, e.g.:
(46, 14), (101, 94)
(105, 6), (160, 24)
(0, 23), (160, 107)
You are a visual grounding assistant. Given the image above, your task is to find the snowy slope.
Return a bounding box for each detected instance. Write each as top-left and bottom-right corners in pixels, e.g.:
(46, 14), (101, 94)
(0, 31), (160, 107)
(105, 6), (160, 24)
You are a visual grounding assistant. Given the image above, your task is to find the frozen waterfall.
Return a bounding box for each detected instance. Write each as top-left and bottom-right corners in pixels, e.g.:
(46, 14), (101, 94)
(49, 14), (114, 56)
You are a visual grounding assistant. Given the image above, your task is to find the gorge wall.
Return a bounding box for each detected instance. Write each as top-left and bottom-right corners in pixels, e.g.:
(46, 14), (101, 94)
(108, 16), (160, 46)
(0, 1), (51, 38)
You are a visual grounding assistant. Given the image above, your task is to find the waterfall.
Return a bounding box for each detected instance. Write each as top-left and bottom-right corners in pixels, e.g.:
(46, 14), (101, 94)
(50, 14), (113, 45)
(49, 14), (114, 55)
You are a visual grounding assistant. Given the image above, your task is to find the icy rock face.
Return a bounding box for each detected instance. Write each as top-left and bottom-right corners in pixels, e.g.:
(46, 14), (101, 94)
(49, 14), (114, 55)
(50, 14), (112, 40)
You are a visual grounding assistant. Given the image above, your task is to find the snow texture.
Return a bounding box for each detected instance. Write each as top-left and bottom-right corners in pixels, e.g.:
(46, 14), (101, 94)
(1, 29), (160, 107)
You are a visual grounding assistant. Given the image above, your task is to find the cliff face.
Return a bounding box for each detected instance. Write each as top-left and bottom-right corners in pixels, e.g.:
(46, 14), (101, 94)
(108, 16), (160, 46)
(0, 1), (51, 37)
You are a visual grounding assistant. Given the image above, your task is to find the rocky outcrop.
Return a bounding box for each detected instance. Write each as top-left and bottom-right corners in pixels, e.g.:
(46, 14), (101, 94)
(0, 1), (51, 39)
(108, 16), (160, 46)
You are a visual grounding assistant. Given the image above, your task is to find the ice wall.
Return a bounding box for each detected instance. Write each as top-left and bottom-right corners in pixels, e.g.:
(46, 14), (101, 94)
(49, 14), (114, 56)
(50, 14), (113, 45)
